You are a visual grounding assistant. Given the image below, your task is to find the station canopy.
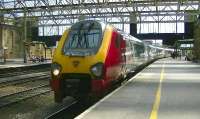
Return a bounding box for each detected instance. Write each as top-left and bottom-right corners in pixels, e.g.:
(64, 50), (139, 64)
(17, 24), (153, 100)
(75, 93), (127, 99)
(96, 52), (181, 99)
(1, 0), (200, 35)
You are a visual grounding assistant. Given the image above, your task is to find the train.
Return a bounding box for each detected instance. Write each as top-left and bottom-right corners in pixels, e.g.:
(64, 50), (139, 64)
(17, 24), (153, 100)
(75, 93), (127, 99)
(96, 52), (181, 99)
(50, 20), (171, 102)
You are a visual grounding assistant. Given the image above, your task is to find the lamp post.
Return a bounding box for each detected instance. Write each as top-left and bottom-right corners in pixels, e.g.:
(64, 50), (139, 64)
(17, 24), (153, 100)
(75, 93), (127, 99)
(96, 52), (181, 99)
(23, 9), (27, 63)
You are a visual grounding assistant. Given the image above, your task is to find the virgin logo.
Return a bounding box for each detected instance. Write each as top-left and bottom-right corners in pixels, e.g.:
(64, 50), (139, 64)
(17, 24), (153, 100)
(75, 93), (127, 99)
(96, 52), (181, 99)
(72, 61), (80, 67)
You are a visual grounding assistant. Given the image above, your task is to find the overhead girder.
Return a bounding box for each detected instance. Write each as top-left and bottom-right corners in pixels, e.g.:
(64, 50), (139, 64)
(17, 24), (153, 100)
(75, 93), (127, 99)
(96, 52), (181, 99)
(2, 1), (199, 13)
(2, 0), (199, 14)
(37, 20), (186, 27)
(29, 11), (194, 19)
(2, 11), (195, 25)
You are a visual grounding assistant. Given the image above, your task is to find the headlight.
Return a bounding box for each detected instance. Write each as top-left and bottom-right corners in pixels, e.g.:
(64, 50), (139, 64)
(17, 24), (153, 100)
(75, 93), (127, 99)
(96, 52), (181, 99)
(51, 63), (62, 76)
(90, 63), (104, 78)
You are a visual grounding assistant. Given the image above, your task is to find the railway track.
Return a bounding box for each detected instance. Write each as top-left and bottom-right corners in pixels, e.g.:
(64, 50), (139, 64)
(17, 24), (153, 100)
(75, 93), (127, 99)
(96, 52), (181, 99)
(43, 96), (101, 119)
(0, 76), (49, 96)
(0, 67), (52, 108)
(0, 68), (50, 78)
(44, 101), (78, 119)
(0, 84), (51, 108)
(0, 72), (50, 88)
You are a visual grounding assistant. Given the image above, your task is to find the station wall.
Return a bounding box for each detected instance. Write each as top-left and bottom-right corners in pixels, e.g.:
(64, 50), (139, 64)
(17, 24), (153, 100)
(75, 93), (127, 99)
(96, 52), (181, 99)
(0, 25), (53, 61)
(0, 25), (23, 59)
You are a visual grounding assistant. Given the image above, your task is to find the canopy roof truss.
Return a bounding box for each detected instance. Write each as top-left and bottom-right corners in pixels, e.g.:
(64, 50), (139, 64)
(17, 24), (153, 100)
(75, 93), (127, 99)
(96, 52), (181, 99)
(1, 0), (200, 36)
(1, 0), (199, 25)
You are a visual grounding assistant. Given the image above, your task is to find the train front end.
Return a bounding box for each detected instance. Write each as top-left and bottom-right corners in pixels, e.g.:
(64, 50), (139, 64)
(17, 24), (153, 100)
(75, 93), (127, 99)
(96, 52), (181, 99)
(50, 20), (112, 102)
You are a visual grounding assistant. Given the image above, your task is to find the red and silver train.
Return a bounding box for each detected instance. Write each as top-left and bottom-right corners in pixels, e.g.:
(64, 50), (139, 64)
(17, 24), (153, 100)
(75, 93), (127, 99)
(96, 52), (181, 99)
(50, 20), (170, 102)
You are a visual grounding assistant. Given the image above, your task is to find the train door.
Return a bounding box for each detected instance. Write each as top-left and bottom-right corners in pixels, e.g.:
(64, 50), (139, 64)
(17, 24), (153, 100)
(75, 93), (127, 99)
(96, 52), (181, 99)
(114, 32), (125, 77)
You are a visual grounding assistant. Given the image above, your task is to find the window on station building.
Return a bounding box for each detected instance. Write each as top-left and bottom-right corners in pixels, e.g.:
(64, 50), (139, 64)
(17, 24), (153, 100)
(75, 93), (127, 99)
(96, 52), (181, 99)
(137, 22), (184, 34)
(38, 27), (43, 36)
(38, 25), (70, 36)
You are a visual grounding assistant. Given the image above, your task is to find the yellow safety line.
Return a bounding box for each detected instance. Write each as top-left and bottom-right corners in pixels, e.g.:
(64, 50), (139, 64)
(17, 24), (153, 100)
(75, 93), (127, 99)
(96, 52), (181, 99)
(149, 63), (165, 119)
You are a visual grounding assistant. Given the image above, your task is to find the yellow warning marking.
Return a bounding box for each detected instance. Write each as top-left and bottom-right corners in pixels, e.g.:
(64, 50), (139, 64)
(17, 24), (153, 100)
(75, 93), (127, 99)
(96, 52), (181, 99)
(149, 63), (165, 119)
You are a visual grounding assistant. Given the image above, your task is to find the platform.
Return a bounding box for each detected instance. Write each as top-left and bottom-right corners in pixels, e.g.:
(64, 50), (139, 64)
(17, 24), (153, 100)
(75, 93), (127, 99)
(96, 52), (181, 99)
(75, 58), (200, 119)
(0, 58), (51, 69)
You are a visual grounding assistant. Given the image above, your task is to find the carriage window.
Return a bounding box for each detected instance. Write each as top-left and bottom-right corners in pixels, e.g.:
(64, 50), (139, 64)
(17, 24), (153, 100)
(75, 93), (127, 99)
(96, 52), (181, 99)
(134, 43), (145, 57)
(126, 41), (130, 49)
(115, 34), (122, 48)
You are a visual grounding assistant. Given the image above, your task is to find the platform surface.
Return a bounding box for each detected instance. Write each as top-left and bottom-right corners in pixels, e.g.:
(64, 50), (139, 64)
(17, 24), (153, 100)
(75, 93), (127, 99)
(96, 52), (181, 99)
(0, 58), (51, 69)
(75, 58), (200, 119)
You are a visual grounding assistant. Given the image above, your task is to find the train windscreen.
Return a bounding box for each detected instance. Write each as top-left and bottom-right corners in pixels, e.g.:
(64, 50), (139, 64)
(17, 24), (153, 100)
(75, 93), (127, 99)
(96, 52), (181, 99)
(63, 20), (104, 56)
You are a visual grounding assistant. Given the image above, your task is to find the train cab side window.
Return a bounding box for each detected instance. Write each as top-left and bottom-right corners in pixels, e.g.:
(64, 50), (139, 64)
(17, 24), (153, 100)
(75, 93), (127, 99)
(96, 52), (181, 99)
(115, 34), (122, 48)
(126, 41), (131, 51)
